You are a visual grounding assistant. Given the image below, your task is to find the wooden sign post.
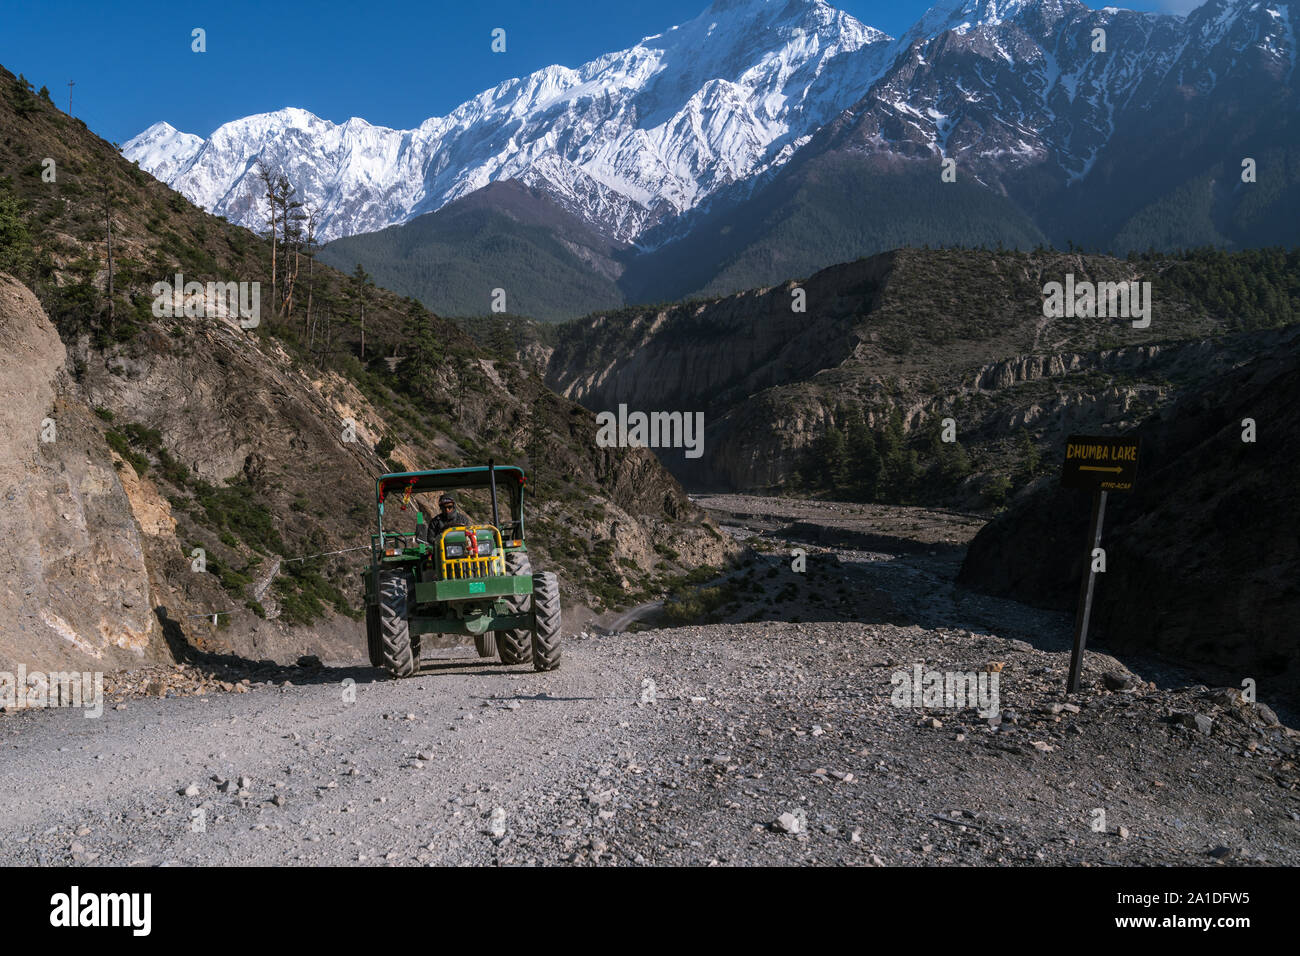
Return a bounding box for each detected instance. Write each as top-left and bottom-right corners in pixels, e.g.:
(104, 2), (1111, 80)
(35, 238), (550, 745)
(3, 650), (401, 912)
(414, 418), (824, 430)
(1060, 435), (1141, 693)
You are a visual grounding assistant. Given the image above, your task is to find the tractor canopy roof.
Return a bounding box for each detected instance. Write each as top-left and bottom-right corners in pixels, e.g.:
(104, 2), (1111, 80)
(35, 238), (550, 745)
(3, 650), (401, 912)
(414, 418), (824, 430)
(375, 465), (526, 504)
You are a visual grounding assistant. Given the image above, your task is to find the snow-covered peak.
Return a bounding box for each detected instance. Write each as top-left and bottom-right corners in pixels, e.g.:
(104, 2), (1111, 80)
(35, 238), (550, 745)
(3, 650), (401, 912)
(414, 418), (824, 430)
(903, 0), (1081, 43)
(124, 0), (896, 243)
(1186, 0), (1285, 43)
(121, 121), (204, 181)
(122, 0), (1283, 248)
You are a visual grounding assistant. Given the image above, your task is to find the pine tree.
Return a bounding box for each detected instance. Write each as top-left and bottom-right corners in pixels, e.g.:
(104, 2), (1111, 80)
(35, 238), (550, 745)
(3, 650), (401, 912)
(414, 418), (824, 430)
(877, 409), (906, 500)
(13, 74), (37, 116)
(817, 424), (847, 490)
(1013, 428), (1040, 483)
(488, 316), (514, 360)
(526, 404), (550, 498)
(896, 448), (922, 503)
(276, 175), (305, 318)
(938, 439), (972, 484)
(399, 301), (442, 398)
(984, 474), (1012, 507)
(0, 184), (32, 276)
(845, 409), (880, 501)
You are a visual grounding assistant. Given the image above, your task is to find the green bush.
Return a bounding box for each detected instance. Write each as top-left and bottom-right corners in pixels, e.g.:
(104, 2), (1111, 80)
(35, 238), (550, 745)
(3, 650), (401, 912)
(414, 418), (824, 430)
(104, 429), (149, 475)
(156, 448), (190, 487)
(983, 475), (1012, 507)
(275, 564), (358, 626)
(206, 557), (252, 597)
(663, 583), (736, 624)
(192, 478), (285, 555)
(123, 422), (163, 451)
(0, 184), (33, 276)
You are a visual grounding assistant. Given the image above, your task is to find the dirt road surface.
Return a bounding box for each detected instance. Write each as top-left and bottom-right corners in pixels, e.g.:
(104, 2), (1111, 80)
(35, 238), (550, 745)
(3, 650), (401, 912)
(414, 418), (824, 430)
(2, 499), (1295, 866)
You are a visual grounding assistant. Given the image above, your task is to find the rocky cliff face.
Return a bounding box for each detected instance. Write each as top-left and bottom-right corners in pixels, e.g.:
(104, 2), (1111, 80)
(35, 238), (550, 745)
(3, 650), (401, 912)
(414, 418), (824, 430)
(547, 262), (878, 412)
(542, 255), (891, 489)
(539, 248), (1282, 498)
(0, 275), (166, 673)
(957, 328), (1300, 702)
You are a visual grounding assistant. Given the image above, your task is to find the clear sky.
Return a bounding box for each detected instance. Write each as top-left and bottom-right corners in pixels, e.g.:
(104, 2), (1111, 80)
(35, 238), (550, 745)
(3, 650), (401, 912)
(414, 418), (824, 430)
(0, 0), (1179, 145)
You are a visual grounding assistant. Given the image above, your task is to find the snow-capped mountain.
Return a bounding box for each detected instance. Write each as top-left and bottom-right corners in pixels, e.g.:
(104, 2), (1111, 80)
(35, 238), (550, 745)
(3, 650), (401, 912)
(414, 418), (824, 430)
(125, 0), (1300, 287)
(610, 0), (1300, 307)
(120, 121), (205, 184)
(123, 0), (895, 243)
(821, 0), (1297, 189)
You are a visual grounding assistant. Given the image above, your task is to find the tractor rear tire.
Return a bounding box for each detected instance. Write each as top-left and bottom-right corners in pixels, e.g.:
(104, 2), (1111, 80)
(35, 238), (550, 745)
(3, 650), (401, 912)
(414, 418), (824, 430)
(378, 570), (420, 677)
(474, 632), (498, 658)
(365, 603), (383, 668)
(530, 571), (562, 672)
(497, 552), (533, 665)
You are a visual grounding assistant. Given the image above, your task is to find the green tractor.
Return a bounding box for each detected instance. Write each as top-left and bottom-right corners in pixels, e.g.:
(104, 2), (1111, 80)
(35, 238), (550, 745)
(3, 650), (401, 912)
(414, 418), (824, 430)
(361, 461), (561, 677)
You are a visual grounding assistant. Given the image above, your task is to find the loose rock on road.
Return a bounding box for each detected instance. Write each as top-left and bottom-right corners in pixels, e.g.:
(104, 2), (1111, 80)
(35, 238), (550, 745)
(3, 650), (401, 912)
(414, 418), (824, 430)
(1, 618), (1296, 866)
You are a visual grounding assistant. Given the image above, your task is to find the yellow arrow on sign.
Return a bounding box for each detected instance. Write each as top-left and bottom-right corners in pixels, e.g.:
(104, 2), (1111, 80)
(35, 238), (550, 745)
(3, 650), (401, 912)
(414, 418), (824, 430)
(1079, 465), (1123, 473)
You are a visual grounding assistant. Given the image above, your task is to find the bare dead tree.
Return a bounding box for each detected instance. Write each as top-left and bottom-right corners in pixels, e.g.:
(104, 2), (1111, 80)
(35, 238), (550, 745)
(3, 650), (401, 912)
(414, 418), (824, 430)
(351, 263), (373, 359)
(255, 160), (278, 307)
(303, 208), (318, 335)
(275, 174), (305, 318)
(101, 177), (115, 326)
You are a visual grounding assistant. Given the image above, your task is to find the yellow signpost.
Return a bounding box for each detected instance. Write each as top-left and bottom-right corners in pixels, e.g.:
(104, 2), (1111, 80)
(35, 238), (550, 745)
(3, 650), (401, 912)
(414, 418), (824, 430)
(1061, 435), (1141, 692)
(1061, 436), (1140, 493)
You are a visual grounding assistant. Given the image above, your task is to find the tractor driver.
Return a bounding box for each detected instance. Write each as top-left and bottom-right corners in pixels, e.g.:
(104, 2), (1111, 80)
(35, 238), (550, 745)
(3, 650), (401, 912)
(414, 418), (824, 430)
(421, 493), (471, 545)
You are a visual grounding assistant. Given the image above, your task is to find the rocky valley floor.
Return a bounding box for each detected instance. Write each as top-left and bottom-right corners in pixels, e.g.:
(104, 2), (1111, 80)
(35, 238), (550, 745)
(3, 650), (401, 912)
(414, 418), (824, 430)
(0, 499), (1295, 866)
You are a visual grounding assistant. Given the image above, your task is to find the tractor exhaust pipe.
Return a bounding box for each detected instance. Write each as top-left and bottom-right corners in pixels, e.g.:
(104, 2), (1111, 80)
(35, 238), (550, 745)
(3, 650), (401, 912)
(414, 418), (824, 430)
(488, 458), (500, 530)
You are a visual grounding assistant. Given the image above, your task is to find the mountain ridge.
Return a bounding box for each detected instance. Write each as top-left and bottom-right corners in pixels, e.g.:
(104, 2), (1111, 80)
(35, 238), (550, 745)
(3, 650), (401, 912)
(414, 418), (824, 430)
(124, 0), (1300, 320)
(534, 245), (1300, 501)
(124, 0), (895, 243)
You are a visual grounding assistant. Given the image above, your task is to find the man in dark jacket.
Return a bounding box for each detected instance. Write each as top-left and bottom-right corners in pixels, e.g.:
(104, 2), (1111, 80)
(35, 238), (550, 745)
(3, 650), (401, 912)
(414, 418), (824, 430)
(421, 494), (471, 545)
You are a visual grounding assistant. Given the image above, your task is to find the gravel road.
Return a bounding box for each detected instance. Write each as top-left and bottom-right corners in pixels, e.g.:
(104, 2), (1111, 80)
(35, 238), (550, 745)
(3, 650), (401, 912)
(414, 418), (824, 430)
(1, 500), (1296, 866)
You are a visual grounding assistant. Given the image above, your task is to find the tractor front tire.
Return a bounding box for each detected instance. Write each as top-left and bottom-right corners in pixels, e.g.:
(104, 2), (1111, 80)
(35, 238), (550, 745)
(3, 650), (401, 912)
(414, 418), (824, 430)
(497, 552), (533, 665)
(530, 571), (562, 672)
(474, 632), (498, 658)
(378, 570), (420, 677)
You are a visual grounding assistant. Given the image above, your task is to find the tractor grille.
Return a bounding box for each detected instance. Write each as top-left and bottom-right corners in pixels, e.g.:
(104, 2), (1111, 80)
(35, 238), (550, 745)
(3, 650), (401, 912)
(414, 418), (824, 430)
(443, 555), (504, 579)
(439, 525), (506, 580)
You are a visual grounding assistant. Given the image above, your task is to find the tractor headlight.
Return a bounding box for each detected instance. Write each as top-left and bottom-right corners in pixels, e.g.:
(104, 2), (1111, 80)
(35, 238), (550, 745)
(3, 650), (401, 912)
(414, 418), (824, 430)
(444, 544), (465, 558)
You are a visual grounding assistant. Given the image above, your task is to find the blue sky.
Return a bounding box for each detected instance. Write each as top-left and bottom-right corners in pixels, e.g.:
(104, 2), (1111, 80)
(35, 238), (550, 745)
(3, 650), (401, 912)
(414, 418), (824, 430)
(1, 0), (1174, 145)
